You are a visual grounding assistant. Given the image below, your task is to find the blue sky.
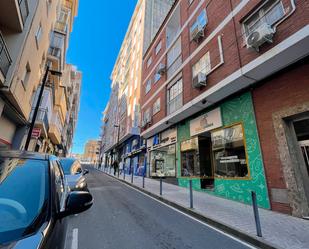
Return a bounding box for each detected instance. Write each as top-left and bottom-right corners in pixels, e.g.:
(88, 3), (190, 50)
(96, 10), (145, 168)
(67, 0), (137, 154)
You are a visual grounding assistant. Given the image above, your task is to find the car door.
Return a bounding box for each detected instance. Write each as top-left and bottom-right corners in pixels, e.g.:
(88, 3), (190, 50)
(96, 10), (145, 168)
(43, 158), (69, 249)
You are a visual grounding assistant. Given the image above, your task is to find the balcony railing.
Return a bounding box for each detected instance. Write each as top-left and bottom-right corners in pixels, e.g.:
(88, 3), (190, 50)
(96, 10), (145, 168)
(54, 21), (68, 33)
(0, 32), (12, 78)
(52, 112), (63, 134)
(18, 0), (29, 25)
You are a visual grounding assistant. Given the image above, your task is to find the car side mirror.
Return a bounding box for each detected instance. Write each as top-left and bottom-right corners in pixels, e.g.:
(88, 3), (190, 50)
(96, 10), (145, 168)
(58, 191), (93, 219)
(83, 169), (89, 175)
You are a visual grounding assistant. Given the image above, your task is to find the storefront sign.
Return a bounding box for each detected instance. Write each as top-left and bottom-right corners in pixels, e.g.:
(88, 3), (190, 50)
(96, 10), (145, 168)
(31, 128), (41, 138)
(148, 128), (177, 150)
(190, 108), (222, 136)
(181, 137), (198, 152)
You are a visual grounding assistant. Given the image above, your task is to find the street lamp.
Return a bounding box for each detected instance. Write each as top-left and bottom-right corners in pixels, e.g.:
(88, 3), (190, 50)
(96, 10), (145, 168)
(24, 65), (62, 151)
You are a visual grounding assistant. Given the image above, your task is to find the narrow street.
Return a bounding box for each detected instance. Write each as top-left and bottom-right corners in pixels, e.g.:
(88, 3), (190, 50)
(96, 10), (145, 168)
(65, 167), (256, 249)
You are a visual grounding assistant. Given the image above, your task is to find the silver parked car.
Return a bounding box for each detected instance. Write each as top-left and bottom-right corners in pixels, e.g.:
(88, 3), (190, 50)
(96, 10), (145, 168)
(59, 158), (89, 191)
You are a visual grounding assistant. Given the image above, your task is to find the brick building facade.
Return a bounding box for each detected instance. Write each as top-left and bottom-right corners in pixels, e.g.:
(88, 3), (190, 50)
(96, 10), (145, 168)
(140, 0), (309, 216)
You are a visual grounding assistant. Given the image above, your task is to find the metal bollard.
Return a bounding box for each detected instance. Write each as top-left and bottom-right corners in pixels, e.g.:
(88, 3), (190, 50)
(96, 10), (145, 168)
(131, 170), (134, 183)
(142, 174), (145, 188)
(251, 191), (262, 237)
(189, 179), (193, 209)
(117, 168), (119, 178)
(123, 170), (126, 180)
(160, 178), (163, 196)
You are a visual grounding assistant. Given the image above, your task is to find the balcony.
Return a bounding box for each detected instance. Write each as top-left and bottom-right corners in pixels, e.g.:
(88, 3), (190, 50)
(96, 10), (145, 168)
(54, 20), (68, 34)
(29, 108), (49, 138)
(0, 32), (12, 86)
(48, 112), (62, 145)
(0, 0), (29, 32)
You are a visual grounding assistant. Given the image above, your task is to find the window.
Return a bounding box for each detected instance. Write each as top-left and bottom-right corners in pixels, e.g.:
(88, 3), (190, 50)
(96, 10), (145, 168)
(154, 72), (161, 83)
(153, 98), (160, 115)
(52, 160), (66, 211)
(166, 4), (181, 47)
(197, 9), (208, 28)
(150, 144), (176, 177)
(188, 0), (194, 5)
(211, 124), (249, 178)
(145, 79), (151, 94)
(181, 137), (199, 176)
(192, 52), (211, 78)
(142, 108), (151, 126)
(243, 0), (284, 36)
(155, 41), (162, 55)
(21, 62), (31, 88)
(167, 37), (182, 79)
(190, 9), (208, 42)
(35, 23), (43, 48)
(147, 56), (152, 68)
(0, 158), (48, 244)
(167, 78), (183, 115)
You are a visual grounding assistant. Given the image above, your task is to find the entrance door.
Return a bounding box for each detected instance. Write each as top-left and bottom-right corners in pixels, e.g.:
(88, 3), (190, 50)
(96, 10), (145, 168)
(293, 118), (309, 210)
(299, 140), (309, 175)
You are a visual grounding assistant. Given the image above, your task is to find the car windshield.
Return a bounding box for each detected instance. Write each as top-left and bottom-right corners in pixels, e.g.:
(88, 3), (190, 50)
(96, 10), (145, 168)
(0, 158), (49, 244)
(60, 159), (82, 175)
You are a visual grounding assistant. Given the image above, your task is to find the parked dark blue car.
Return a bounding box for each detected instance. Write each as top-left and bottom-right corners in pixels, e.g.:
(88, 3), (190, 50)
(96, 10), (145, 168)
(0, 151), (93, 249)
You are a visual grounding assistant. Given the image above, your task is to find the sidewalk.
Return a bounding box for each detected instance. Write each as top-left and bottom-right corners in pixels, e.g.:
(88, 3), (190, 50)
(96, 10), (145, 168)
(99, 167), (309, 249)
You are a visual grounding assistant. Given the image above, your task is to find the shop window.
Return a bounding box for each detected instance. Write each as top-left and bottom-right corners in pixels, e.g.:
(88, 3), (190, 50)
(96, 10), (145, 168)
(150, 144), (176, 177)
(243, 0), (284, 37)
(181, 137), (199, 176)
(211, 124), (249, 178)
(167, 78), (183, 115)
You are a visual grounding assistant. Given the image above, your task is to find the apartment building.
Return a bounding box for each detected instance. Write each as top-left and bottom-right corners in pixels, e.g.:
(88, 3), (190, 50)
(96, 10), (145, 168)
(140, 0), (309, 217)
(61, 65), (82, 155)
(0, 0), (59, 149)
(101, 0), (175, 176)
(27, 0), (79, 155)
(83, 140), (100, 165)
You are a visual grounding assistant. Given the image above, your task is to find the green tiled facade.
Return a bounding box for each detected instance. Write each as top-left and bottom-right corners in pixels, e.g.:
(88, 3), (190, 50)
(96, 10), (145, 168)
(177, 92), (270, 209)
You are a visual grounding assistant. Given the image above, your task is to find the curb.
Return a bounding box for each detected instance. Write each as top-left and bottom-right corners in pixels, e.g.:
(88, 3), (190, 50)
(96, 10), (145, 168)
(101, 171), (280, 249)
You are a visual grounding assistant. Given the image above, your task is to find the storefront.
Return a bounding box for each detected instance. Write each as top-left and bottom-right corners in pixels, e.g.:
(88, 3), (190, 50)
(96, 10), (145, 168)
(121, 136), (146, 176)
(147, 128), (177, 178)
(177, 92), (270, 208)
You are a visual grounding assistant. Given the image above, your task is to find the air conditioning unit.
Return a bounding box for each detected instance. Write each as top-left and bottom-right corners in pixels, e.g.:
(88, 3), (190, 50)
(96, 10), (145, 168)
(192, 72), (207, 88)
(190, 22), (204, 42)
(246, 23), (275, 52)
(157, 63), (166, 75)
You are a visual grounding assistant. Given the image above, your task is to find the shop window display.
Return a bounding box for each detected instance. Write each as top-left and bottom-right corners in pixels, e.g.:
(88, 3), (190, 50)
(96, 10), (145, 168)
(150, 144), (176, 177)
(180, 137), (199, 177)
(211, 124), (249, 178)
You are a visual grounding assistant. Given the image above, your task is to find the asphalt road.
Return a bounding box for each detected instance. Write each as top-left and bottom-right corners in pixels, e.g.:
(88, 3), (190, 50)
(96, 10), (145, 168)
(65, 167), (256, 249)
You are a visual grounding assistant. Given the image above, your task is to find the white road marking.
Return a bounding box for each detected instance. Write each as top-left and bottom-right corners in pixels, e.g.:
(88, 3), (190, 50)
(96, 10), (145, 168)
(116, 178), (258, 249)
(71, 228), (78, 249)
